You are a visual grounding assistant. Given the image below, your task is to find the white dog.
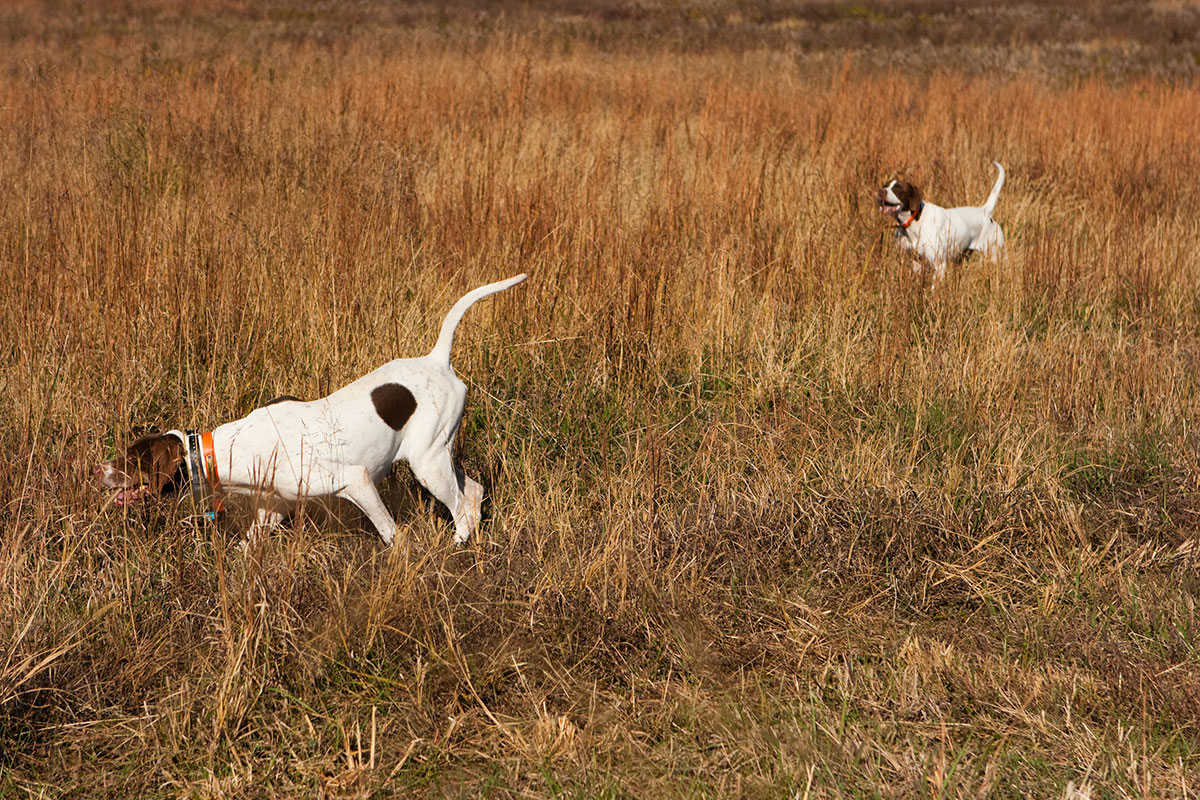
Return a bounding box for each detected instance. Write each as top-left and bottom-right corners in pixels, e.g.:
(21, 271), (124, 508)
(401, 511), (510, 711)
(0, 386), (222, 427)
(96, 274), (528, 546)
(878, 161), (1006, 280)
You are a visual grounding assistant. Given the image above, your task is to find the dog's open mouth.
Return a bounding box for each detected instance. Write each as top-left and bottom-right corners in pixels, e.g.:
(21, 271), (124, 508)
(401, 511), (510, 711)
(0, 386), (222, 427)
(111, 485), (151, 507)
(879, 201), (901, 214)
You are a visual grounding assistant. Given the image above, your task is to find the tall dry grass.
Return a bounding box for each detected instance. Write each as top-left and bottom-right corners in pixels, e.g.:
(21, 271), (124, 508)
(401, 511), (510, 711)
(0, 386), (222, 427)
(2, 2), (1200, 797)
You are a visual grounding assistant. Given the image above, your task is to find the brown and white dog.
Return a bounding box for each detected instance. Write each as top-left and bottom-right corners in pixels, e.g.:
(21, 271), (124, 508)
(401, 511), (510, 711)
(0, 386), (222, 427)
(878, 161), (1006, 280)
(96, 274), (528, 546)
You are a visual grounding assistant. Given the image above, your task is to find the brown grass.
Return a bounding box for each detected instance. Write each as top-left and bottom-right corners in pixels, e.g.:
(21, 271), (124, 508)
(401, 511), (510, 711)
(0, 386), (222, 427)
(3, 2), (1200, 797)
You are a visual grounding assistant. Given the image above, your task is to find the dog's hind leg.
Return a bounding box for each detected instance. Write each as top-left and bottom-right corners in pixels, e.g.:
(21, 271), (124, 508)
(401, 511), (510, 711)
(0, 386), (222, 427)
(337, 466), (398, 545)
(970, 221), (1005, 259)
(409, 449), (480, 546)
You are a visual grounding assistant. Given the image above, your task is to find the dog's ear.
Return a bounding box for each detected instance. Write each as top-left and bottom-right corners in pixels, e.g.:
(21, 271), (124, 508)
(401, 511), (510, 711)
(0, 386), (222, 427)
(125, 434), (186, 493)
(906, 182), (923, 215)
(898, 180), (922, 215)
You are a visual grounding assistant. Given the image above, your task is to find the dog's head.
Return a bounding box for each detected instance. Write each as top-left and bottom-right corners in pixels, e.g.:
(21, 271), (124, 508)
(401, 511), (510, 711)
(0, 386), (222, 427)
(96, 433), (186, 507)
(878, 179), (922, 218)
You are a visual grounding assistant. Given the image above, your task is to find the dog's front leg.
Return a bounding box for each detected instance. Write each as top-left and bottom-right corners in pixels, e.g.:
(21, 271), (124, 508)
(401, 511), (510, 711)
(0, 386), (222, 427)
(240, 500), (288, 550)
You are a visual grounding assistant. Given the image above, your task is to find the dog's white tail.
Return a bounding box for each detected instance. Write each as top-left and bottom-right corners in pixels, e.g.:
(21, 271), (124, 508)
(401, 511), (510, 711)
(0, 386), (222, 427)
(428, 274), (528, 363)
(982, 161), (1006, 217)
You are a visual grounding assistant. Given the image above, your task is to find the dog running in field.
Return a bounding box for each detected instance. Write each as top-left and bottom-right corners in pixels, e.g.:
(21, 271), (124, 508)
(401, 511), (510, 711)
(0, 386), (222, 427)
(96, 274), (528, 546)
(878, 161), (1006, 280)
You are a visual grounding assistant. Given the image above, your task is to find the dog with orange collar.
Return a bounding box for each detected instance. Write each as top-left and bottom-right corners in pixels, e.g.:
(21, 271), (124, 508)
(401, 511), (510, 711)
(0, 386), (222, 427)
(96, 274), (527, 546)
(878, 161), (1006, 280)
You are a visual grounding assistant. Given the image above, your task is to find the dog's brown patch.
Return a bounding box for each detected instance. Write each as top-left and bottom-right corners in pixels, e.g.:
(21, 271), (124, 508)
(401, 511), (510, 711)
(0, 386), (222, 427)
(371, 383), (417, 430)
(264, 395), (303, 406)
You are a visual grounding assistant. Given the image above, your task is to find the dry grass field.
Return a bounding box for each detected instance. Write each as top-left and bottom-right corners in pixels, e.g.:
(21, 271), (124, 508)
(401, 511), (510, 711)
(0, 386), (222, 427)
(4, 1), (1200, 797)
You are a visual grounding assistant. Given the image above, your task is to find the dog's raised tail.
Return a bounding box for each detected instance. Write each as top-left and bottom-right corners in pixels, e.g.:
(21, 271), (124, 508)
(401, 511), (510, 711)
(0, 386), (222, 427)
(429, 273), (528, 363)
(982, 161), (1005, 217)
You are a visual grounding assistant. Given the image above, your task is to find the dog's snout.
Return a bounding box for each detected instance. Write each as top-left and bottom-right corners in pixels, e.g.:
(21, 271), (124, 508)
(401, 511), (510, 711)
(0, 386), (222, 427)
(95, 461), (116, 486)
